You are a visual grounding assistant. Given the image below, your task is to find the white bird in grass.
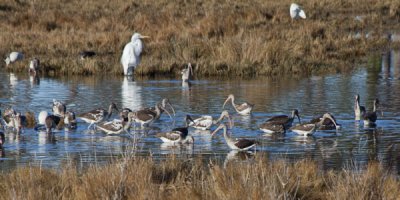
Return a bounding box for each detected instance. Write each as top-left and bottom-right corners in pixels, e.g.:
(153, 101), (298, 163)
(121, 32), (150, 76)
(290, 3), (306, 20)
(4, 52), (24, 66)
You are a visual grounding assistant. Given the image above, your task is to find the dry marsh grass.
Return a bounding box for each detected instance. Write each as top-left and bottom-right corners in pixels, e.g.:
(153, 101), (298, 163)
(0, 156), (399, 200)
(0, 0), (400, 77)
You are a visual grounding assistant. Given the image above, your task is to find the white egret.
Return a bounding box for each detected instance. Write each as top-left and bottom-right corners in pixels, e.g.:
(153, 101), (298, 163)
(4, 52), (24, 66)
(290, 3), (306, 20)
(121, 33), (149, 76)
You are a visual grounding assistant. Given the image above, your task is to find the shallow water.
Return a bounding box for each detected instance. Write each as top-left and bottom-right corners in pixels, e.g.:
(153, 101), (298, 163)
(0, 50), (400, 172)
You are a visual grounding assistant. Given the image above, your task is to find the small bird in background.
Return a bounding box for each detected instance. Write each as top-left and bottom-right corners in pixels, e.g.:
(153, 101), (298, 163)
(29, 58), (40, 75)
(79, 51), (96, 60)
(181, 63), (193, 82)
(4, 52), (24, 66)
(121, 32), (149, 76)
(290, 3), (306, 20)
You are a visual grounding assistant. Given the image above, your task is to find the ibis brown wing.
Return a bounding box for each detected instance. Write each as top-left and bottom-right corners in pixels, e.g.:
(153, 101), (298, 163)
(234, 139), (256, 149)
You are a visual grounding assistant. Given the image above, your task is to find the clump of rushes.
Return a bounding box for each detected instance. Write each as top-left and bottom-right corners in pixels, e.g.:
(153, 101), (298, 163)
(0, 0), (399, 77)
(0, 155), (399, 199)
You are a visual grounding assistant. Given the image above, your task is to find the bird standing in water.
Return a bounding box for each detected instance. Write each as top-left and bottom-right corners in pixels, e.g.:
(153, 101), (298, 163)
(181, 63), (193, 82)
(157, 115), (195, 144)
(354, 94), (366, 120)
(222, 94), (254, 115)
(363, 98), (381, 126)
(212, 123), (258, 151)
(121, 32), (149, 76)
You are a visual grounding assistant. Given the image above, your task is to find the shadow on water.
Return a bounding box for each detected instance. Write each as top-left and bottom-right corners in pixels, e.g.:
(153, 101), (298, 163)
(0, 50), (400, 173)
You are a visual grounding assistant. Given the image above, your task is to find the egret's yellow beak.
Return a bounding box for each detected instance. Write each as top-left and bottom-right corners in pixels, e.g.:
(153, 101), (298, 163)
(140, 35), (150, 39)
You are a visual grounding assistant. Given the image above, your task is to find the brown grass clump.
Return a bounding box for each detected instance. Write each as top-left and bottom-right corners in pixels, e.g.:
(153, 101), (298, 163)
(0, 155), (399, 200)
(0, 0), (399, 77)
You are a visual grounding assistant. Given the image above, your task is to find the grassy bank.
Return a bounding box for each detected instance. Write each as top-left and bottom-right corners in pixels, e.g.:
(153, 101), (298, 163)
(0, 156), (399, 199)
(0, 0), (400, 77)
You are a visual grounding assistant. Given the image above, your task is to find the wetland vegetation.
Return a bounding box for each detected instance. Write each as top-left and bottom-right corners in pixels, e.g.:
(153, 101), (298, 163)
(0, 155), (399, 200)
(1, 0), (400, 76)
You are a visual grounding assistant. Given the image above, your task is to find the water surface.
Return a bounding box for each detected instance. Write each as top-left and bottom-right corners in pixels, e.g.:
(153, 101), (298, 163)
(0, 50), (399, 172)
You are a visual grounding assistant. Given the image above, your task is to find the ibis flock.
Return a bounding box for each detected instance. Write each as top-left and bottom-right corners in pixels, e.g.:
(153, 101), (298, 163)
(0, 90), (382, 152)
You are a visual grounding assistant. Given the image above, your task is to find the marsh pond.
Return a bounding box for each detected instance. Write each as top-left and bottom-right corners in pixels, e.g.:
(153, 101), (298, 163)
(0, 50), (399, 173)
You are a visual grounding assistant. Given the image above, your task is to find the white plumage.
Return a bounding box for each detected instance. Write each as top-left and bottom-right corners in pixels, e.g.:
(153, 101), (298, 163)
(38, 111), (49, 125)
(4, 52), (24, 66)
(290, 3), (306, 19)
(188, 110), (232, 130)
(121, 33), (149, 76)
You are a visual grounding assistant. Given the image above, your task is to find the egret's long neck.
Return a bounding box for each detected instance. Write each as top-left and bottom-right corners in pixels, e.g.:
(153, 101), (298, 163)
(373, 101), (377, 112)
